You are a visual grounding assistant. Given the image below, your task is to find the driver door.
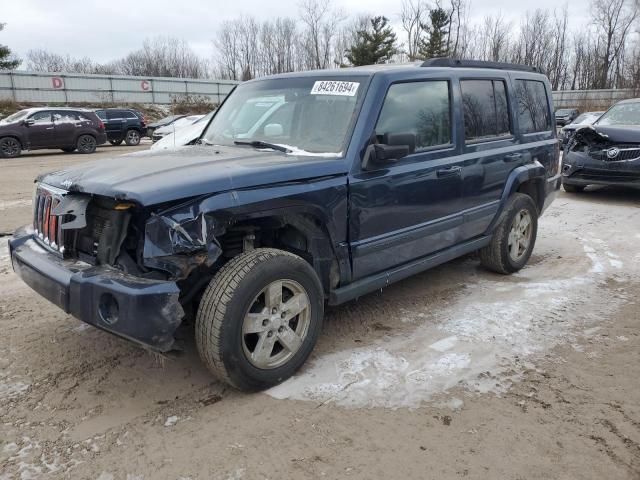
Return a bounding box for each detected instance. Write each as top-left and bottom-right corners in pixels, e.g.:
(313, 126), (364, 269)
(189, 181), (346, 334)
(25, 111), (55, 148)
(348, 80), (466, 280)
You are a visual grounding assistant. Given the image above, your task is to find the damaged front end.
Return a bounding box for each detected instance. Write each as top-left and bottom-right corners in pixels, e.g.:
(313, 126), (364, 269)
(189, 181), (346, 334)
(562, 125), (640, 187)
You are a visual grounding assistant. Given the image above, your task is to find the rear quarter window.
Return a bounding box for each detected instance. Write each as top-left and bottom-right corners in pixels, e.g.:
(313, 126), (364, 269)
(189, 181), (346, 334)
(515, 80), (552, 134)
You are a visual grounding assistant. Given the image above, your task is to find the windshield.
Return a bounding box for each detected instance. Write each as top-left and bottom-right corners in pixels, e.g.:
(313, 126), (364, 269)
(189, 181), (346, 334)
(596, 102), (640, 126)
(201, 76), (368, 156)
(1, 109), (30, 123)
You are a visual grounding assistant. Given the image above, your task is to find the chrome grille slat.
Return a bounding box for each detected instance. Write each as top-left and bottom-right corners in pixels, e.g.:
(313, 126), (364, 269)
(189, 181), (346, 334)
(33, 184), (67, 254)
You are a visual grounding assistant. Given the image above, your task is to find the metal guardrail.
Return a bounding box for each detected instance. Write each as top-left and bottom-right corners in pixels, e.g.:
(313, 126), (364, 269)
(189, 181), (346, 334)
(0, 70), (239, 105)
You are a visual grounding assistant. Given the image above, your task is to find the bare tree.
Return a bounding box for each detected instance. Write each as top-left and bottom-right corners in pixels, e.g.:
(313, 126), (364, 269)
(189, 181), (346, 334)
(400, 0), (427, 61)
(590, 0), (638, 88)
(299, 0), (344, 70)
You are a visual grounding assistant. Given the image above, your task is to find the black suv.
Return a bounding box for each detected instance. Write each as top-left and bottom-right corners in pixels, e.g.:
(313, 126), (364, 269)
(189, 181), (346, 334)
(10, 59), (560, 390)
(0, 107), (107, 157)
(94, 108), (146, 146)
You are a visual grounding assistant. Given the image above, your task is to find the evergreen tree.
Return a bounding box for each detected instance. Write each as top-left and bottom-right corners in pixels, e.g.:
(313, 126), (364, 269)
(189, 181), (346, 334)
(418, 8), (450, 59)
(0, 23), (20, 70)
(346, 16), (398, 66)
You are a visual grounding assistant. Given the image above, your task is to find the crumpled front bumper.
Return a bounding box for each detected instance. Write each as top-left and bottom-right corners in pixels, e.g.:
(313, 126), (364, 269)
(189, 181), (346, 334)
(562, 151), (640, 188)
(9, 227), (184, 352)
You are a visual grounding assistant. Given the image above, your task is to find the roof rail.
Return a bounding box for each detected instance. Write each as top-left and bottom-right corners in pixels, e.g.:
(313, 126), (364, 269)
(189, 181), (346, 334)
(421, 57), (542, 73)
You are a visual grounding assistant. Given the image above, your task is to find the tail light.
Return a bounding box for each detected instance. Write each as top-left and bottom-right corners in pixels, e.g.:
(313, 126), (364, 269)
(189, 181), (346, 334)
(98, 121), (105, 130)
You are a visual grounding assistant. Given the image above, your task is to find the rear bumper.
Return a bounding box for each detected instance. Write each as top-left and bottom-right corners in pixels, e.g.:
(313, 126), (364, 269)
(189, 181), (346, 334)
(9, 227), (184, 352)
(542, 172), (562, 214)
(96, 132), (107, 145)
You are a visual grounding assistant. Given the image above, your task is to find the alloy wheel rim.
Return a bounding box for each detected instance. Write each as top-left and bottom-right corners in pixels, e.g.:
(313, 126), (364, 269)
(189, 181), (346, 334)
(508, 209), (532, 262)
(127, 131), (139, 143)
(79, 136), (95, 151)
(1, 139), (19, 156)
(241, 279), (311, 369)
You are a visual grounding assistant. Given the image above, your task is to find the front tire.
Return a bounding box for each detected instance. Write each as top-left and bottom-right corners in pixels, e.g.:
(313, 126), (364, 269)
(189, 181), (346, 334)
(480, 193), (538, 274)
(0, 137), (21, 158)
(76, 135), (97, 154)
(124, 129), (140, 146)
(196, 248), (324, 391)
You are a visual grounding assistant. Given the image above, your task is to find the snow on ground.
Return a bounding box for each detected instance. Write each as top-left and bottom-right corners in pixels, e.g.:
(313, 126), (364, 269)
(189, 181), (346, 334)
(268, 234), (634, 409)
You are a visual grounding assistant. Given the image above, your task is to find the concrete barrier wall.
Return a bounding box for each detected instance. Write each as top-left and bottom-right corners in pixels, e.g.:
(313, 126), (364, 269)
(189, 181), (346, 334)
(552, 88), (637, 110)
(0, 71), (239, 105)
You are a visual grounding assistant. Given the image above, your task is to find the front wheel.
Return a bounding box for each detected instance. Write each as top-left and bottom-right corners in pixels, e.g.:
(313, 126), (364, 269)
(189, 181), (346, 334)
(124, 129), (140, 146)
(196, 248), (324, 391)
(76, 135), (97, 154)
(480, 193), (538, 274)
(0, 137), (21, 158)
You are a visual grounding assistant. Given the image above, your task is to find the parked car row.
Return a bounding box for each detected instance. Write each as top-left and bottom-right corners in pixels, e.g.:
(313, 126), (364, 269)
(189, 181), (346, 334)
(0, 107), (206, 158)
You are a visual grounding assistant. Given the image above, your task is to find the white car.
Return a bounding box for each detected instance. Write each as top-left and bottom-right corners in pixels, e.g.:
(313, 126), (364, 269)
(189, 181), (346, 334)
(151, 115), (204, 142)
(151, 112), (214, 150)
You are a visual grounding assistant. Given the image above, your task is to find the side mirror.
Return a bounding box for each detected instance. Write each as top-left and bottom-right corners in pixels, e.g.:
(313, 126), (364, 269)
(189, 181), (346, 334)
(362, 132), (416, 171)
(24, 118), (35, 126)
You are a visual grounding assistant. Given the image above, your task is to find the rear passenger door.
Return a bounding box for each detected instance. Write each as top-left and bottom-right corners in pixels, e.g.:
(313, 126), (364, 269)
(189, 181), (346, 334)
(53, 111), (80, 146)
(105, 110), (125, 138)
(457, 77), (527, 240)
(349, 79), (466, 280)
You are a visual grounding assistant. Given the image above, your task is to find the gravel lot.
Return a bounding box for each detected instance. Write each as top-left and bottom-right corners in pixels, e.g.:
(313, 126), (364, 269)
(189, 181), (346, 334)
(1, 145), (639, 479)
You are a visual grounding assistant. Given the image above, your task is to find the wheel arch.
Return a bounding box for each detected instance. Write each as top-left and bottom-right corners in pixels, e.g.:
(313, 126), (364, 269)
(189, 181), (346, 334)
(485, 164), (546, 235)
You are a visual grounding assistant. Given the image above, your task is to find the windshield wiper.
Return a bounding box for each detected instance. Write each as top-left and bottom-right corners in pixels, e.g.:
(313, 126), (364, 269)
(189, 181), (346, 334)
(234, 140), (291, 153)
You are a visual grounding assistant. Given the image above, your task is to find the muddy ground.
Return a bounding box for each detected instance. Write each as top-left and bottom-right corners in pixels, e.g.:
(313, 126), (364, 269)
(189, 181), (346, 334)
(1, 146), (639, 480)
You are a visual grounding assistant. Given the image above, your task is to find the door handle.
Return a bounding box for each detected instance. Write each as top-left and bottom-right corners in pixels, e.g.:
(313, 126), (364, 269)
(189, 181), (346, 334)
(504, 153), (522, 162)
(436, 166), (462, 178)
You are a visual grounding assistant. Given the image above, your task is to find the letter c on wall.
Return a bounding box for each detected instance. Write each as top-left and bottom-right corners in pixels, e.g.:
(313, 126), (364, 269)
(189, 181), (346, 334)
(52, 77), (63, 89)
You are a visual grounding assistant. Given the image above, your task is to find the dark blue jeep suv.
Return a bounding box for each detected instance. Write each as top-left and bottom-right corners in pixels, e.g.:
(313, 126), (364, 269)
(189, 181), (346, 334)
(9, 59), (560, 390)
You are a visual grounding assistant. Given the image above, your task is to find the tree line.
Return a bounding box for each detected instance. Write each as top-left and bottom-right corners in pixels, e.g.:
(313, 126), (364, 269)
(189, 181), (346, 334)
(1, 0), (639, 91)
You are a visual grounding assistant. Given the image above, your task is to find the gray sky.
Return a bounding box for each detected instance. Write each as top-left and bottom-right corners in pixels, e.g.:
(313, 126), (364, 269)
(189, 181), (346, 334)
(2, 0), (588, 65)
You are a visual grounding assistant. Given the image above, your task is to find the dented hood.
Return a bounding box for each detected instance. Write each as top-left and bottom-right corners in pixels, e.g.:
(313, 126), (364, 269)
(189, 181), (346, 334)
(38, 145), (348, 206)
(575, 124), (640, 144)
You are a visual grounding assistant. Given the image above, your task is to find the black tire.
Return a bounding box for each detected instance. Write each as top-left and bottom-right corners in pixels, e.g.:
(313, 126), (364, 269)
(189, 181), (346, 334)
(109, 139), (123, 146)
(124, 129), (141, 146)
(563, 183), (585, 193)
(76, 135), (97, 154)
(479, 193), (538, 274)
(196, 248), (324, 391)
(0, 137), (21, 158)
(61, 147), (76, 153)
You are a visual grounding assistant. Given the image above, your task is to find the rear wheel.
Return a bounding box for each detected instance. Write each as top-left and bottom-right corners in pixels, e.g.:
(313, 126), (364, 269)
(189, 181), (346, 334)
(196, 248), (324, 391)
(480, 193), (538, 274)
(76, 135), (97, 154)
(563, 183), (585, 193)
(109, 139), (123, 146)
(124, 129), (140, 146)
(0, 137), (21, 158)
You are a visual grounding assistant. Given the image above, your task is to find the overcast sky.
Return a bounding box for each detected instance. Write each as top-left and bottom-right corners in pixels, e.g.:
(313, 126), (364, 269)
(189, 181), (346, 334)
(3, 0), (588, 65)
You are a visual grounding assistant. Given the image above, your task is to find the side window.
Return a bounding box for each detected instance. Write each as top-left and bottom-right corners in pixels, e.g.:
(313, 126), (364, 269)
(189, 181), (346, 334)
(514, 80), (551, 134)
(375, 81), (451, 151)
(125, 111), (138, 119)
(95, 110), (107, 120)
(30, 111), (52, 125)
(53, 111), (79, 123)
(460, 79), (511, 141)
(106, 110), (121, 120)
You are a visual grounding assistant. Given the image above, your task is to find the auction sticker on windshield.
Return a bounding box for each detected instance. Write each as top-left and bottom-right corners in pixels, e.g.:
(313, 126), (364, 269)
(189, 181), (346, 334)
(310, 81), (359, 96)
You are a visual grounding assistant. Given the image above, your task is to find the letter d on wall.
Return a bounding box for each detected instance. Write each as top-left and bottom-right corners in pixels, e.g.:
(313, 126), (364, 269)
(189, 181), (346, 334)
(52, 77), (64, 89)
